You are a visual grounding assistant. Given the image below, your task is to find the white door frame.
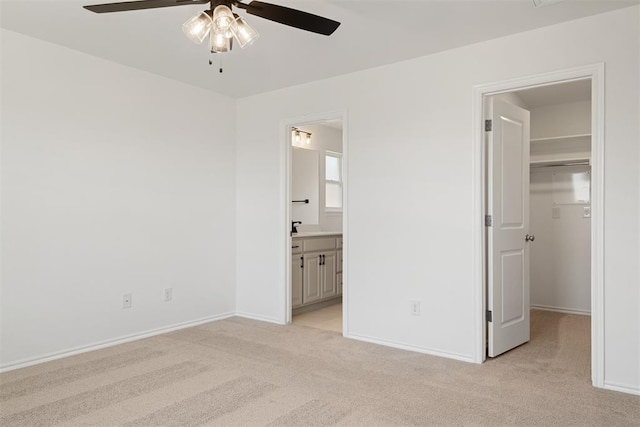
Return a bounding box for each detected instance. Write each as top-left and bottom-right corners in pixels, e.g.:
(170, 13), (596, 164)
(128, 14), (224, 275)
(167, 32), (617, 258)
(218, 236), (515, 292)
(471, 63), (605, 388)
(281, 110), (349, 334)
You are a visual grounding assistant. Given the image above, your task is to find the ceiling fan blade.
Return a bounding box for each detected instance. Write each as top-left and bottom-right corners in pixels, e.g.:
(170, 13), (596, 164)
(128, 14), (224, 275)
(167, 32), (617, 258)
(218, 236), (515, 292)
(244, 1), (340, 36)
(84, 0), (208, 14)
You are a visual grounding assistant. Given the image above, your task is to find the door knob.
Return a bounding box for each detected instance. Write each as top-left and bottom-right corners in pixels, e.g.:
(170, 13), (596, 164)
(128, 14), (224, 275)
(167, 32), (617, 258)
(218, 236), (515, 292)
(525, 234), (535, 242)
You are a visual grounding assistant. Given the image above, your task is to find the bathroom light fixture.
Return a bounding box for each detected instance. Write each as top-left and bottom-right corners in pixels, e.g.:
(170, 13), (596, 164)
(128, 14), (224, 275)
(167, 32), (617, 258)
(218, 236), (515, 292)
(292, 128), (312, 146)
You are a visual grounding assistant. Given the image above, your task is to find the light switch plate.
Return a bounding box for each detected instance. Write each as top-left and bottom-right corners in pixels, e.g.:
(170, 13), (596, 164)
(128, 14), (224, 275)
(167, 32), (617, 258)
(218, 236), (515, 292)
(583, 206), (591, 218)
(122, 293), (132, 309)
(552, 206), (561, 219)
(410, 301), (420, 316)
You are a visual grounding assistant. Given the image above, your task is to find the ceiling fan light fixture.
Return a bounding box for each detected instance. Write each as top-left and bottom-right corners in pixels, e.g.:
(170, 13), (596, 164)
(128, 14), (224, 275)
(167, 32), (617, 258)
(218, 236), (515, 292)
(182, 11), (212, 44)
(232, 15), (259, 48)
(213, 5), (236, 38)
(85, 0), (341, 61)
(211, 29), (232, 53)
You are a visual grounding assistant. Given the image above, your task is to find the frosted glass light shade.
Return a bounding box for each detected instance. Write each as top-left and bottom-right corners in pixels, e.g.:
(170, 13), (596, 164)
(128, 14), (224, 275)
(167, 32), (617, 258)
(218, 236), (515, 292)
(232, 16), (259, 48)
(213, 5), (235, 39)
(182, 11), (212, 44)
(211, 29), (232, 53)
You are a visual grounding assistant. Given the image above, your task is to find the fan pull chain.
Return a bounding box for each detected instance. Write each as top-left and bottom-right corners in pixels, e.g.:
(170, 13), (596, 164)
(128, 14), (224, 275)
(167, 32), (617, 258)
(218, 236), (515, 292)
(208, 54), (224, 73)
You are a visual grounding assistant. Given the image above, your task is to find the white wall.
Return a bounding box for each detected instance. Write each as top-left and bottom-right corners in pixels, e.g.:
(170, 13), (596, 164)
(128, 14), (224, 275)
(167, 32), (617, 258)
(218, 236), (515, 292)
(0, 30), (237, 369)
(530, 100), (592, 139)
(530, 166), (591, 313)
(235, 7), (640, 393)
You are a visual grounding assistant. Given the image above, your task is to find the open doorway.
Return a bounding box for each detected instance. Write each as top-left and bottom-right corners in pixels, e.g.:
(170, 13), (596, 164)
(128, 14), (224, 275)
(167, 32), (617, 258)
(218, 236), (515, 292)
(485, 80), (592, 379)
(286, 117), (345, 334)
(473, 64), (604, 387)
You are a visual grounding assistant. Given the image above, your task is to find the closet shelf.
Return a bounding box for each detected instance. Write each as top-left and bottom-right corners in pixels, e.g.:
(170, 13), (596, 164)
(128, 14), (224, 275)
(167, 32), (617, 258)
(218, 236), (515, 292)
(530, 133), (591, 144)
(530, 157), (590, 168)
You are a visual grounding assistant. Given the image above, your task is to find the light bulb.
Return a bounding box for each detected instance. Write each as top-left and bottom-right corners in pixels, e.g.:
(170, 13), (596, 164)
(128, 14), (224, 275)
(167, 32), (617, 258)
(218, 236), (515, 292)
(182, 11), (212, 44)
(232, 15), (259, 48)
(211, 29), (231, 53)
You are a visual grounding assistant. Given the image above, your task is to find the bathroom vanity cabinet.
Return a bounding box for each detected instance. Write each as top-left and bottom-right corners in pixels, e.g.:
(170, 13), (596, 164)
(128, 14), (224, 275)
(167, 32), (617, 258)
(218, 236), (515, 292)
(292, 234), (342, 309)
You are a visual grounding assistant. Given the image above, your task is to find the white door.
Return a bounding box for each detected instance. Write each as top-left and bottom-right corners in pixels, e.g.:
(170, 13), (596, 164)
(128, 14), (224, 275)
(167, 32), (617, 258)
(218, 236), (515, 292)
(487, 97), (531, 357)
(292, 254), (303, 308)
(321, 252), (337, 298)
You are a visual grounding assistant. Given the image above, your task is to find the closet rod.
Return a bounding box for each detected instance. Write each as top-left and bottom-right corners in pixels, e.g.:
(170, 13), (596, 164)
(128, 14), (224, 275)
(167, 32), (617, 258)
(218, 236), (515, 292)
(530, 161), (590, 169)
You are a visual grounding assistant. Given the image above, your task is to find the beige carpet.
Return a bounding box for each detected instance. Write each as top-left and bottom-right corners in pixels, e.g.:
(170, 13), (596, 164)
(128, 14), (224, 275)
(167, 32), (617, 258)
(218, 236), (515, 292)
(1, 310), (639, 426)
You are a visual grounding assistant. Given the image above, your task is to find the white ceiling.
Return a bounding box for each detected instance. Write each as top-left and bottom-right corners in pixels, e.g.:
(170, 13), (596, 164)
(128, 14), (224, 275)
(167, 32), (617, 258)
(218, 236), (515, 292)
(2, 0), (638, 98)
(515, 79), (592, 109)
(319, 119), (342, 130)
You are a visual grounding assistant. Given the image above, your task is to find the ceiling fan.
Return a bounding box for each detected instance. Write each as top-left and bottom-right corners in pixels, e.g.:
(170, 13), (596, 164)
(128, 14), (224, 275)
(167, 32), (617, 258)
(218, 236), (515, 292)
(83, 0), (341, 54)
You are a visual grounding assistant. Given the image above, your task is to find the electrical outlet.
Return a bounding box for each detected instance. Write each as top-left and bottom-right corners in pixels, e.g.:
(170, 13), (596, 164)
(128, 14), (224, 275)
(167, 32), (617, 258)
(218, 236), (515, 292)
(122, 293), (132, 309)
(163, 288), (172, 302)
(583, 206), (591, 218)
(410, 301), (420, 316)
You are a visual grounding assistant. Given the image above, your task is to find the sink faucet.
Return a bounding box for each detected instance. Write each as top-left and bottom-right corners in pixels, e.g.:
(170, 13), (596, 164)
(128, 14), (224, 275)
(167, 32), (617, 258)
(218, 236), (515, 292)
(291, 221), (302, 234)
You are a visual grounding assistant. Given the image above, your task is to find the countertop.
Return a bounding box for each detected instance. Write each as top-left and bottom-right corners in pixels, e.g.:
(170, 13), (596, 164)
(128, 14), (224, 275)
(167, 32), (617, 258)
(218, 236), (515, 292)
(292, 231), (342, 238)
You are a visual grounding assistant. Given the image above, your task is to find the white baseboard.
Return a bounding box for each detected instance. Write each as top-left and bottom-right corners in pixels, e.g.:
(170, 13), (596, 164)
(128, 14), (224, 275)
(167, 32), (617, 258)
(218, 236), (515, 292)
(530, 304), (591, 316)
(345, 333), (475, 363)
(603, 381), (640, 396)
(234, 311), (285, 325)
(0, 312), (235, 373)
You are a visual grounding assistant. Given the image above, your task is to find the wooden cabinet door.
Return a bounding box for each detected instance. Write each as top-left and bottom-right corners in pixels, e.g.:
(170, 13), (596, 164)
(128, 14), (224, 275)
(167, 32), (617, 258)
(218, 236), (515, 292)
(337, 272), (343, 296)
(321, 252), (337, 299)
(292, 254), (303, 308)
(303, 253), (322, 304)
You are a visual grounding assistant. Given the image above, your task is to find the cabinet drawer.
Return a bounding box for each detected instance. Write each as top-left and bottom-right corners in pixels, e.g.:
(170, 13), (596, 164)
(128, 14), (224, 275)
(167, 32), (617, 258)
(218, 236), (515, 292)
(292, 239), (303, 254)
(303, 237), (336, 252)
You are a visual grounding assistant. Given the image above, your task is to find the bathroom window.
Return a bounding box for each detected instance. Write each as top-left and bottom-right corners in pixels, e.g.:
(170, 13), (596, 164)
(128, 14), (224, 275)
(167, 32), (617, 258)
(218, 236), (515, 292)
(325, 152), (343, 211)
